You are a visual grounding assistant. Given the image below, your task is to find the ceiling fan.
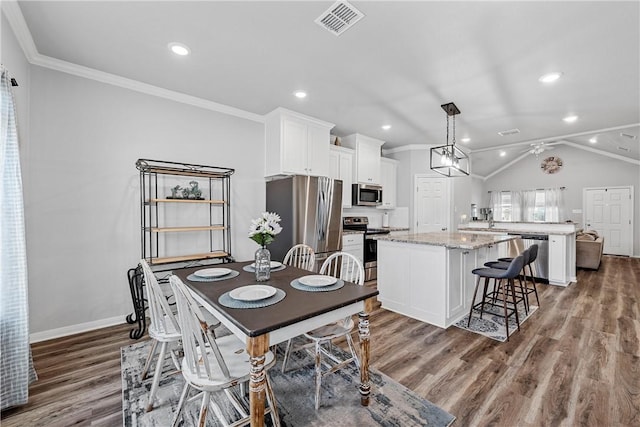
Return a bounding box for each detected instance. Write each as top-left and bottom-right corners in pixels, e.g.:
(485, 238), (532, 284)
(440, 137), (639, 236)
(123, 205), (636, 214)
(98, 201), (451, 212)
(524, 142), (555, 156)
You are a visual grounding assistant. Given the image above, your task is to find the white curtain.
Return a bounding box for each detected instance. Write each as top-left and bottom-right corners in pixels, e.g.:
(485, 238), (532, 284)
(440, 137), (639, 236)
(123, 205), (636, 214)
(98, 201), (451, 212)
(545, 188), (566, 222)
(521, 190), (538, 222)
(510, 191), (522, 222)
(1, 66), (36, 410)
(489, 191), (502, 221)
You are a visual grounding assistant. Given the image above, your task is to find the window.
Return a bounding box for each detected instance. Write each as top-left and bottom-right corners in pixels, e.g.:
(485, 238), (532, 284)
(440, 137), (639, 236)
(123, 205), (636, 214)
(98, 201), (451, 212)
(490, 188), (564, 222)
(500, 192), (512, 221)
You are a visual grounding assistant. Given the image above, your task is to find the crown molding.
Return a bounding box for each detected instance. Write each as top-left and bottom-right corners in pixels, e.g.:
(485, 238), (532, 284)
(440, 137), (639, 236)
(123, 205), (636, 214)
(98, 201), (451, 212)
(382, 144), (430, 155)
(2, 2), (264, 123)
(31, 55), (264, 122)
(2, 0), (38, 62)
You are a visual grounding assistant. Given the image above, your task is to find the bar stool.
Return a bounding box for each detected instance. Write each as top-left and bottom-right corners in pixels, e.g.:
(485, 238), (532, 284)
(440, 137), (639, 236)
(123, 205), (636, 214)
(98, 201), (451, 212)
(484, 247), (531, 314)
(468, 254), (525, 341)
(489, 244), (540, 308)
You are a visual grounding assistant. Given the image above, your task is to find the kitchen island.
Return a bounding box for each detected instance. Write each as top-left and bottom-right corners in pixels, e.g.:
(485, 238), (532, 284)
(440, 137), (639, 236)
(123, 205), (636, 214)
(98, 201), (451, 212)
(458, 221), (578, 286)
(376, 232), (517, 328)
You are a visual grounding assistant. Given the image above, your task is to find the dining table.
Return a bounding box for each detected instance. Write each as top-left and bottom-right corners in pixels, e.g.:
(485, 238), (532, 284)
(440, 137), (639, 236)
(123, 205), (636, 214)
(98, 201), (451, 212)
(173, 260), (379, 427)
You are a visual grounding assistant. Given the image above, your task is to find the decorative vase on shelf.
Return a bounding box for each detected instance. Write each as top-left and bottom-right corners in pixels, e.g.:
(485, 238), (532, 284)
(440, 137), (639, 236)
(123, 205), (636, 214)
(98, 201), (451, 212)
(254, 246), (271, 282)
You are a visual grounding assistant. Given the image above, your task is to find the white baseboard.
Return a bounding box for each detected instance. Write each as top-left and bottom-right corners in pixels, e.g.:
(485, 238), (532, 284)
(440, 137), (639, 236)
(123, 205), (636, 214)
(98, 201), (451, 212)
(30, 314), (130, 343)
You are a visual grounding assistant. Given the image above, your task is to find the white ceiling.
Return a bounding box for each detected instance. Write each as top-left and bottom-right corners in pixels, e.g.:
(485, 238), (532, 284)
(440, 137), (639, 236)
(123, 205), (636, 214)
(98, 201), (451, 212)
(11, 1), (640, 176)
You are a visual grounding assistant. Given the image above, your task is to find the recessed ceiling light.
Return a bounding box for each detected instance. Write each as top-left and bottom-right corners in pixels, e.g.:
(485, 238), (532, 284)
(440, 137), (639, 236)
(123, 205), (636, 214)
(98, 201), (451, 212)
(539, 72), (563, 83)
(589, 137), (598, 144)
(382, 125), (391, 130)
(294, 91), (307, 99)
(461, 137), (470, 143)
(499, 151), (506, 157)
(563, 115), (578, 123)
(168, 42), (190, 56)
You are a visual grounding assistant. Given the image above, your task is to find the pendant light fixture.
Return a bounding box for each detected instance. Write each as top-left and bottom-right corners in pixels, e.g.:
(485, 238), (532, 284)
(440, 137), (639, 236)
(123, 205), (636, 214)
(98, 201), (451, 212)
(430, 102), (470, 177)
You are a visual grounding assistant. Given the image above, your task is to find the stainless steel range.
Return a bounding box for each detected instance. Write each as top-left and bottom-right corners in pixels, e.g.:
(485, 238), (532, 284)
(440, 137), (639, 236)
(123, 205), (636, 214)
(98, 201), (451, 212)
(343, 216), (390, 281)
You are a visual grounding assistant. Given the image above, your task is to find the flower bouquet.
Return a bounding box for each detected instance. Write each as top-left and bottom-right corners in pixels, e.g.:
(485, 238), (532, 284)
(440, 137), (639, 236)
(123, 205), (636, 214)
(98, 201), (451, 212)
(249, 212), (282, 281)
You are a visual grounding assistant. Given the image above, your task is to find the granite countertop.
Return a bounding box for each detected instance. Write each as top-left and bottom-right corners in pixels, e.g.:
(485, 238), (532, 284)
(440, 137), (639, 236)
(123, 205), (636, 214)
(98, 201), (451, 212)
(375, 232), (517, 250)
(459, 227), (578, 236)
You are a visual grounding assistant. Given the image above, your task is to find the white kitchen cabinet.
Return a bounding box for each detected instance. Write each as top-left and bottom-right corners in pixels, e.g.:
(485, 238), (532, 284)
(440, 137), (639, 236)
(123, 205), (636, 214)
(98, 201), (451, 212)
(328, 145), (354, 208)
(341, 133), (384, 185)
(342, 233), (364, 278)
(548, 234), (568, 285)
(377, 157), (398, 209)
(265, 108), (334, 177)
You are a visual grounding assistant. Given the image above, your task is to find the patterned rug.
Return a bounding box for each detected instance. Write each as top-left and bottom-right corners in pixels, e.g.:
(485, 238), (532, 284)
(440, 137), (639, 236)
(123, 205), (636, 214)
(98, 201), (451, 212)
(122, 339), (456, 426)
(454, 302), (538, 342)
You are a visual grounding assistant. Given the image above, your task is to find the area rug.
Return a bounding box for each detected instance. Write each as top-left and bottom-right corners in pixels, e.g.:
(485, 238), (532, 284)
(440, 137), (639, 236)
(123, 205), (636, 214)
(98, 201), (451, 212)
(122, 340), (456, 426)
(454, 303), (538, 342)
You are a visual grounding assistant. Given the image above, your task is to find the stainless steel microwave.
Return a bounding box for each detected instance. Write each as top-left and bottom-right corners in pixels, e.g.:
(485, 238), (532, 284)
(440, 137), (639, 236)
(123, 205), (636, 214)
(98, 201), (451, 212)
(352, 183), (383, 206)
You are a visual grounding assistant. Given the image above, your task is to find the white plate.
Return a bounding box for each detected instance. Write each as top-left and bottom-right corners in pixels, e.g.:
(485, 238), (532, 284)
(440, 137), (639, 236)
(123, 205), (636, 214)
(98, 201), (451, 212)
(229, 285), (277, 302)
(298, 275), (338, 287)
(250, 261), (282, 269)
(194, 268), (232, 278)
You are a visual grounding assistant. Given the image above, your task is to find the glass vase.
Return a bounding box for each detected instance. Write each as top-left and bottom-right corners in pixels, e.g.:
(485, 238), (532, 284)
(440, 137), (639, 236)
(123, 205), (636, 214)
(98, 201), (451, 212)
(254, 246), (271, 282)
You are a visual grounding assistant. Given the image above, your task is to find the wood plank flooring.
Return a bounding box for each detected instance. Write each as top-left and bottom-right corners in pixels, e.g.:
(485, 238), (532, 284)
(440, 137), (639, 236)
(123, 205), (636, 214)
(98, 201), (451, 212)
(2, 255), (638, 426)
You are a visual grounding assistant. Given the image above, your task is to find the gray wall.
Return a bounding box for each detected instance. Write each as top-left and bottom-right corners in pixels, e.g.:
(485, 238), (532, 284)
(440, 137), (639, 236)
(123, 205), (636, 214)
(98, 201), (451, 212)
(4, 14), (267, 336)
(483, 144), (640, 256)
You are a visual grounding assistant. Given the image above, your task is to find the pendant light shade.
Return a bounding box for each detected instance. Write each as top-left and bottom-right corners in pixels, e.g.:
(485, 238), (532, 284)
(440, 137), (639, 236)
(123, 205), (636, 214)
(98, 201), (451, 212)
(430, 102), (470, 177)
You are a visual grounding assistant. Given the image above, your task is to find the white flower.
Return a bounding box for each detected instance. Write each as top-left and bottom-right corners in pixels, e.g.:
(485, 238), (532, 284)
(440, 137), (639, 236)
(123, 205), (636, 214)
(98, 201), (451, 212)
(248, 212), (282, 246)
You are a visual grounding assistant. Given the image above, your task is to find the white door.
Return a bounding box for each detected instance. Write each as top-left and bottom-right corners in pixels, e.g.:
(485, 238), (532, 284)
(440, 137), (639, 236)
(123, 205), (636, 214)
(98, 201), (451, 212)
(414, 175), (450, 233)
(584, 187), (633, 256)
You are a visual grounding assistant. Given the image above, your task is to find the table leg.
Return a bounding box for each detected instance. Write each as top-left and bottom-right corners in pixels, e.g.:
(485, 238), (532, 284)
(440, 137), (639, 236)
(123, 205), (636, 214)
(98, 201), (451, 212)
(358, 297), (374, 406)
(248, 335), (269, 427)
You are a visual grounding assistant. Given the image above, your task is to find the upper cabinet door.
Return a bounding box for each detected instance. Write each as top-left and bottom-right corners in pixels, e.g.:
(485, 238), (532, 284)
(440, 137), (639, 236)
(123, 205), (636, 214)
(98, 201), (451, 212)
(341, 133), (384, 185)
(281, 118), (308, 175)
(265, 108), (334, 177)
(378, 157), (398, 209)
(306, 123), (330, 177)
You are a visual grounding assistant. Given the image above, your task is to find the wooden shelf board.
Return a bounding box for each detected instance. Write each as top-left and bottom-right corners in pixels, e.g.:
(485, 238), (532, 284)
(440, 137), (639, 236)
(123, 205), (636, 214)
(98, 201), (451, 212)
(149, 198), (226, 204)
(149, 251), (229, 264)
(151, 225), (226, 233)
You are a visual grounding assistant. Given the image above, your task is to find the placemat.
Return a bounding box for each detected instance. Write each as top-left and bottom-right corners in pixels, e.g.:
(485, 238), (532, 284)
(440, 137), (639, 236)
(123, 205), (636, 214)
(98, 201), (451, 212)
(218, 288), (286, 309)
(186, 270), (240, 282)
(242, 264), (286, 273)
(290, 278), (345, 292)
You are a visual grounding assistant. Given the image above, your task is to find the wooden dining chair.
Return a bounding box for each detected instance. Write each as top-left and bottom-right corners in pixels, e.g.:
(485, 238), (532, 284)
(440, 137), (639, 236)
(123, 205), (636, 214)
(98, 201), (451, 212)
(283, 243), (316, 272)
(281, 251), (364, 410)
(139, 259), (182, 412)
(168, 275), (280, 427)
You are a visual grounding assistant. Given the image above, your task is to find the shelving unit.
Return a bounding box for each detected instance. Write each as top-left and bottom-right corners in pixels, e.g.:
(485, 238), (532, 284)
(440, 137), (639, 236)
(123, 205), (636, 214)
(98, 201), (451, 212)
(127, 159), (234, 339)
(136, 158), (234, 266)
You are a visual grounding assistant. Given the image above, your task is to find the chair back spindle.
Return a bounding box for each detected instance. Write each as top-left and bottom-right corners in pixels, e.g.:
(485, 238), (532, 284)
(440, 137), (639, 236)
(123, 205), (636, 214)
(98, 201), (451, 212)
(283, 244), (316, 271)
(169, 276), (231, 381)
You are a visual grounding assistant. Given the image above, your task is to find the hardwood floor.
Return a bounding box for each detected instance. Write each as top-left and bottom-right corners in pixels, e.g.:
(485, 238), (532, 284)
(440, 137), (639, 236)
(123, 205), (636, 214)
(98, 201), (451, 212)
(2, 256), (638, 426)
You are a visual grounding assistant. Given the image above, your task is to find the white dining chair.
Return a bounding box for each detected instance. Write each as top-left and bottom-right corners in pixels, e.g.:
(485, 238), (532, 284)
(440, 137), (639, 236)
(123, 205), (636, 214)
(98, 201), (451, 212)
(283, 243), (316, 271)
(168, 275), (280, 427)
(281, 251), (365, 410)
(139, 259), (183, 412)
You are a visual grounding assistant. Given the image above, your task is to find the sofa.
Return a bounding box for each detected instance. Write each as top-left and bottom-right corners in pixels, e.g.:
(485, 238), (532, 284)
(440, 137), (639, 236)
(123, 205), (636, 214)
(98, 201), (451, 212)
(576, 231), (604, 270)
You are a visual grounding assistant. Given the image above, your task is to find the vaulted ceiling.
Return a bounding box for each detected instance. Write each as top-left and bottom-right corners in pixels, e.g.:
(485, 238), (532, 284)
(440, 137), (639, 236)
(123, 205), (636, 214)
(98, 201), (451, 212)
(6, 1), (640, 177)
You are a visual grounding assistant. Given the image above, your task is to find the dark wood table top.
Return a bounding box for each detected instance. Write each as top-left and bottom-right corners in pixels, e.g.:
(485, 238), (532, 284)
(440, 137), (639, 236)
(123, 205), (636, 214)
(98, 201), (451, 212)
(173, 261), (379, 337)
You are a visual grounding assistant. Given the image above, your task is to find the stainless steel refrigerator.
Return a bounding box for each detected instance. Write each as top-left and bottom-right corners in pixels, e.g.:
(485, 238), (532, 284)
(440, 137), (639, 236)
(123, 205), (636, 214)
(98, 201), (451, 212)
(266, 175), (342, 271)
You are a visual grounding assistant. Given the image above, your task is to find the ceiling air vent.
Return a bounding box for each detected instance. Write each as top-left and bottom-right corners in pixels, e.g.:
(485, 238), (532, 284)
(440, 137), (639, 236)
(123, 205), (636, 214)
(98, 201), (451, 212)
(498, 128), (521, 137)
(620, 132), (637, 140)
(617, 146), (630, 152)
(315, 1), (364, 36)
